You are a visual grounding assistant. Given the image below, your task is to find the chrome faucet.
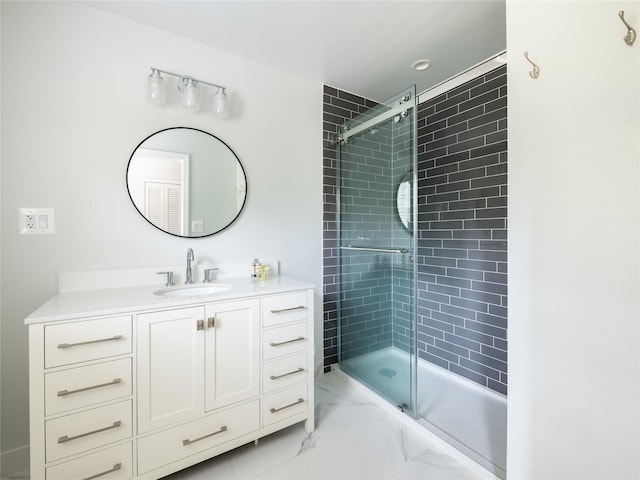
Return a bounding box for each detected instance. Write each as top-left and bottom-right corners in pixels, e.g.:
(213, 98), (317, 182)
(185, 248), (194, 284)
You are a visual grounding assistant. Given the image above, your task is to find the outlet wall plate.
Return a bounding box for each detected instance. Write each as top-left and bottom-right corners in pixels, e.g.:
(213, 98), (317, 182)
(19, 208), (56, 235)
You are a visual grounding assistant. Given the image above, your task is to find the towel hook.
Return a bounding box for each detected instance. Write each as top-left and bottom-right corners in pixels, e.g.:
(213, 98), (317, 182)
(618, 11), (636, 46)
(523, 51), (540, 79)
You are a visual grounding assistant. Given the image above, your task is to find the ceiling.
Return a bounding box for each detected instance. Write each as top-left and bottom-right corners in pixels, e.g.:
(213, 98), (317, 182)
(84, 1), (506, 102)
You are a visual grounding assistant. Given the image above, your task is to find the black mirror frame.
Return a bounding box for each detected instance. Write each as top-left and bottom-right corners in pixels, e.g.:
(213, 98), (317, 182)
(126, 127), (248, 238)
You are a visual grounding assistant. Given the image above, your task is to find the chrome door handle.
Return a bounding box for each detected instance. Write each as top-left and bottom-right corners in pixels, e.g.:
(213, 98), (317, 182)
(270, 336), (304, 347)
(57, 378), (122, 397)
(270, 398), (304, 413)
(58, 421), (122, 444)
(82, 463), (122, 480)
(270, 306), (305, 313)
(182, 425), (227, 446)
(57, 335), (123, 349)
(270, 367), (304, 380)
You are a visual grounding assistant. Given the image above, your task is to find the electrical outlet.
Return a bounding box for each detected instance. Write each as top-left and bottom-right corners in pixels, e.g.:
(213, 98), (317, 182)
(19, 208), (55, 235)
(25, 214), (36, 230)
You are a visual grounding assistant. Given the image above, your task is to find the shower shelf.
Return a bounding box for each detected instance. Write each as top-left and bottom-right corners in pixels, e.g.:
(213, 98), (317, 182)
(340, 246), (409, 254)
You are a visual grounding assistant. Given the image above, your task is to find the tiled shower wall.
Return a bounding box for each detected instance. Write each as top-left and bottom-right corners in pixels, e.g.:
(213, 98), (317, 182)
(416, 65), (508, 395)
(322, 64), (507, 394)
(338, 105), (414, 361)
(322, 86), (376, 372)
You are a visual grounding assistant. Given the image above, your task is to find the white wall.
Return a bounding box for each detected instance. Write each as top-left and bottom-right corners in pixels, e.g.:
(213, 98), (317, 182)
(0, 0), (322, 461)
(507, 1), (639, 478)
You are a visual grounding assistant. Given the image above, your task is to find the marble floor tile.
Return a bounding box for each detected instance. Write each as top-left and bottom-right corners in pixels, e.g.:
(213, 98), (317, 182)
(167, 371), (483, 480)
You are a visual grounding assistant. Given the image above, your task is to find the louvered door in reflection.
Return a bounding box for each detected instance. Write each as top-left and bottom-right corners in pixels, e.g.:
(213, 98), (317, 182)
(144, 181), (183, 235)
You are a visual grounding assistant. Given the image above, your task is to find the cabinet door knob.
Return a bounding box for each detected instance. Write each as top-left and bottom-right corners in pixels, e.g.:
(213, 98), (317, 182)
(197, 320), (204, 331)
(207, 317), (215, 328)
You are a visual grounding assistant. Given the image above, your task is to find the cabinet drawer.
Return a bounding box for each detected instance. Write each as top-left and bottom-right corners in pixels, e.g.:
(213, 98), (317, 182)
(262, 353), (308, 394)
(262, 384), (308, 427)
(262, 322), (308, 360)
(262, 291), (308, 327)
(137, 400), (259, 475)
(45, 316), (132, 368)
(46, 400), (132, 462)
(46, 442), (132, 480)
(45, 358), (132, 415)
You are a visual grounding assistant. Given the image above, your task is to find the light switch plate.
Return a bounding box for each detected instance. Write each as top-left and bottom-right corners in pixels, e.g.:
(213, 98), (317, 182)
(19, 208), (56, 235)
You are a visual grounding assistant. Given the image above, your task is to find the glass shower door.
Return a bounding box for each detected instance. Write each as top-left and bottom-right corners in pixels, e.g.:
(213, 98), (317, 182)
(337, 87), (417, 414)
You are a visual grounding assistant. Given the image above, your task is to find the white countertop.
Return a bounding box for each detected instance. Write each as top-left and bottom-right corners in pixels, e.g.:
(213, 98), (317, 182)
(25, 275), (315, 325)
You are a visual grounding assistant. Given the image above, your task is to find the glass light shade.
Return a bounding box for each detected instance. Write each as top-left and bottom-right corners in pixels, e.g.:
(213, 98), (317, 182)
(147, 70), (166, 105)
(182, 78), (200, 112)
(213, 87), (230, 118)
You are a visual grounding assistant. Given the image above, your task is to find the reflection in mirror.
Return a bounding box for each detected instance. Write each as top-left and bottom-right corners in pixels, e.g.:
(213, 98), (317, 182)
(396, 173), (412, 231)
(127, 128), (247, 238)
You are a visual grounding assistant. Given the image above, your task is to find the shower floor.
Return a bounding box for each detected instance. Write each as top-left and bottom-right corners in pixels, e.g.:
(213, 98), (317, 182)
(340, 347), (507, 478)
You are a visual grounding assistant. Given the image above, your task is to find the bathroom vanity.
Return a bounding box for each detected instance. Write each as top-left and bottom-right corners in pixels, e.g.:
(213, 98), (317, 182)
(25, 275), (315, 479)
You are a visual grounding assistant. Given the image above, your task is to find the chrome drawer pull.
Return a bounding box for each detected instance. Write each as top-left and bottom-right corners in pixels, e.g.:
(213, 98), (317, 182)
(82, 463), (122, 480)
(270, 336), (305, 347)
(270, 398), (304, 413)
(270, 305), (305, 314)
(57, 421), (122, 444)
(270, 367), (304, 380)
(57, 335), (123, 349)
(57, 378), (122, 397)
(182, 425), (227, 446)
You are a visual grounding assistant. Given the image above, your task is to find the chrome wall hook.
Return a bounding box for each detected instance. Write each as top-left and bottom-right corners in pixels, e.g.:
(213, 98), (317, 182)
(523, 51), (540, 79)
(618, 10), (636, 46)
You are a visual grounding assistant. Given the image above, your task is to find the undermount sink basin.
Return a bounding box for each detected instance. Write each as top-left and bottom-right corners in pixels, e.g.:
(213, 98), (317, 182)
(153, 284), (232, 298)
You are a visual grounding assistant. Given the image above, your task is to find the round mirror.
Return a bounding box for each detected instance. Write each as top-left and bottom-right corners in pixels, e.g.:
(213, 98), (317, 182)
(127, 127), (247, 238)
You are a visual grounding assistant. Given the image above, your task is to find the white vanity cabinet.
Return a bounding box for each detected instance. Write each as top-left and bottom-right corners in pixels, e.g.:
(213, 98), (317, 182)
(28, 315), (134, 480)
(135, 298), (259, 433)
(27, 277), (314, 480)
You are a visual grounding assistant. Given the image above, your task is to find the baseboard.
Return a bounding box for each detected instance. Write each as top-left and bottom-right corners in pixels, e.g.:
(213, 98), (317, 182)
(1, 445), (29, 478)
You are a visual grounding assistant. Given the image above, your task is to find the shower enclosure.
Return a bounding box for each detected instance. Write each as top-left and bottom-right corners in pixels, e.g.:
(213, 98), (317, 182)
(334, 69), (507, 479)
(337, 87), (417, 414)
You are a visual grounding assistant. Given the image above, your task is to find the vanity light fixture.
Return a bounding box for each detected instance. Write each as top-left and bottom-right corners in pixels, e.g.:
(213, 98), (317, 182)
(146, 68), (230, 118)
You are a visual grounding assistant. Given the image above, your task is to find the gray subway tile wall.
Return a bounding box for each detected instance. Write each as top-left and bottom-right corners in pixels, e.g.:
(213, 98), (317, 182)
(338, 106), (414, 361)
(417, 64), (507, 395)
(322, 64), (507, 394)
(322, 86), (377, 372)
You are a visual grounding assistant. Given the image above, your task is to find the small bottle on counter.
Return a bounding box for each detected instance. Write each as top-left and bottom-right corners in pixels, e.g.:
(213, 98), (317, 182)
(251, 258), (261, 278)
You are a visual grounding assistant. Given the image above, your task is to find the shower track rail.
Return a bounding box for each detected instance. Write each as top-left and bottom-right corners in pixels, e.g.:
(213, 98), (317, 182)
(337, 94), (415, 143)
(340, 245), (409, 254)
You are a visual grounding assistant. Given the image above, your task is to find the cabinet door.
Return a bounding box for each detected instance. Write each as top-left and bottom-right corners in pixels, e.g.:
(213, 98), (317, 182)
(137, 307), (205, 433)
(205, 299), (259, 411)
